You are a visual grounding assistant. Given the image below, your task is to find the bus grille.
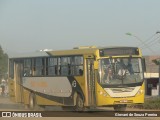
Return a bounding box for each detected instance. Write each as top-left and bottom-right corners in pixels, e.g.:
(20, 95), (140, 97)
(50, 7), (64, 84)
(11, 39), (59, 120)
(111, 88), (134, 93)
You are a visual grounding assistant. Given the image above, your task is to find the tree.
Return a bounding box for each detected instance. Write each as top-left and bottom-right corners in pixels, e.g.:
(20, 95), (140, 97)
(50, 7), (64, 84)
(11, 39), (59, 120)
(0, 45), (8, 80)
(152, 59), (160, 65)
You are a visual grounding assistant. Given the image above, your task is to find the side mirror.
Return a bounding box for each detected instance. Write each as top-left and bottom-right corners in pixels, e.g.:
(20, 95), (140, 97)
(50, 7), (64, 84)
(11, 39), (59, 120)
(94, 61), (99, 70)
(142, 58), (146, 72)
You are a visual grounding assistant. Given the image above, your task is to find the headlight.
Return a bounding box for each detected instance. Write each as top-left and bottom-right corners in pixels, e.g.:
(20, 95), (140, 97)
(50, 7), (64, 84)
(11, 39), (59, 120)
(137, 89), (144, 95)
(99, 91), (108, 97)
(99, 91), (103, 95)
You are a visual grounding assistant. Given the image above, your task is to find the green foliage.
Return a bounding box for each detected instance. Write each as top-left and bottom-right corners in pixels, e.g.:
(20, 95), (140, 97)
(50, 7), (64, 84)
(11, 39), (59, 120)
(0, 45), (8, 80)
(152, 59), (160, 65)
(143, 97), (160, 109)
(128, 97), (160, 109)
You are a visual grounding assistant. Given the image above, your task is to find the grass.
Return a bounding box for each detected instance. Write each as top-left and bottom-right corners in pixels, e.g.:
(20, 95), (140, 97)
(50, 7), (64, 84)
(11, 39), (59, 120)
(128, 96), (160, 110)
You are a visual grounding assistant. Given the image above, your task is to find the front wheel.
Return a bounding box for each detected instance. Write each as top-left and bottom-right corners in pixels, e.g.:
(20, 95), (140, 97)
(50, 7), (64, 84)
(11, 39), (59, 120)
(74, 94), (85, 111)
(114, 104), (127, 111)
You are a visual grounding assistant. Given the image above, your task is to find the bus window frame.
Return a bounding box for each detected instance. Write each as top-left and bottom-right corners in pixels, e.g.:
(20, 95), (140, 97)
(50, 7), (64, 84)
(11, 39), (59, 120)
(22, 55), (84, 77)
(9, 59), (14, 79)
(98, 57), (144, 88)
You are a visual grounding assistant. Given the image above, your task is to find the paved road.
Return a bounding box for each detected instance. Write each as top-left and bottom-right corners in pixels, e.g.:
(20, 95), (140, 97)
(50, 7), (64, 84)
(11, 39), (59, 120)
(0, 96), (159, 120)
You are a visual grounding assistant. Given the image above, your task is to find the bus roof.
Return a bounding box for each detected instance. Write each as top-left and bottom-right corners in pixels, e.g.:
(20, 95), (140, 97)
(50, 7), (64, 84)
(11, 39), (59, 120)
(47, 48), (98, 56)
(9, 46), (139, 59)
(47, 46), (138, 56)
(9, 51), (49, 59)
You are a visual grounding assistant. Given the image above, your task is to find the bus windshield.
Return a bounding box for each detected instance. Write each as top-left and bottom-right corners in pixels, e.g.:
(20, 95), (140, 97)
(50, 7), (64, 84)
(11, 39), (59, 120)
(98, 58), (143, 86)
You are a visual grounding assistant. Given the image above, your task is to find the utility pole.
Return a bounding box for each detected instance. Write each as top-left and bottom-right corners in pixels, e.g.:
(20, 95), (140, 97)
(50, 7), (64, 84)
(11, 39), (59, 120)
(126, 31), (160, 96)
(155, 31), (160, 96)
(125, 32), (154, 53)
(159, 63), (160, 96)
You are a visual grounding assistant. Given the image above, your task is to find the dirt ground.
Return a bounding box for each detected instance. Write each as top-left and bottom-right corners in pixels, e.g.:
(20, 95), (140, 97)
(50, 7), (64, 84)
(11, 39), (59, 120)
(0, 96), (159, 120)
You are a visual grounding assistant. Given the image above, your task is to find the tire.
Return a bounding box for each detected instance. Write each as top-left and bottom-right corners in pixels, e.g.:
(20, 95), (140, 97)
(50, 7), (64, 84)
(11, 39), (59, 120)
(29, 93), (36, 110)
(74, 94), (85, 111)
(114, 104), (127, 111)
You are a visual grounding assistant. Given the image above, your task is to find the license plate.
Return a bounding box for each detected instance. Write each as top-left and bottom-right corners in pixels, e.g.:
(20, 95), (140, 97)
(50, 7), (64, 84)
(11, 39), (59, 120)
(120, 99), (128, 103)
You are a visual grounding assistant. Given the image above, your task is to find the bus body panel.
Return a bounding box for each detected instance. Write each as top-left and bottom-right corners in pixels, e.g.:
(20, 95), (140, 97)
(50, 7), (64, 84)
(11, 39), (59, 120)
(22, 77), (72, 97)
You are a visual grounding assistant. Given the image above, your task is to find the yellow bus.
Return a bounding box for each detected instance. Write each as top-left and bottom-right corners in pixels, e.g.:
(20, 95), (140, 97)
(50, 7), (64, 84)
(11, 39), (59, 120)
(8, 46), (145, 111)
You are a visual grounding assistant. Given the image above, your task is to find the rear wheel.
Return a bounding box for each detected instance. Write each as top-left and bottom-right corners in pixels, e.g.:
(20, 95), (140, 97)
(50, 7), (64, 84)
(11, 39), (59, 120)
(29, 93), (36, 110)
(114, 104), (127, 111)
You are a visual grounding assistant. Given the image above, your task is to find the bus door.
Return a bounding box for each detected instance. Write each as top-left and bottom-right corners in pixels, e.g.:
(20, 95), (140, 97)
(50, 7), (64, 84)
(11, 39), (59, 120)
(14, 60), (24, 103)
(86, 57), (96, 106)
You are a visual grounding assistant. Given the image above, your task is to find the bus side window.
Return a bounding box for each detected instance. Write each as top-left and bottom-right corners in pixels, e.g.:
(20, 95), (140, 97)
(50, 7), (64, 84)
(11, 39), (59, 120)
(61, 57), (71, 76)
(68, 64), (71, 75)
(42, 58), (45, 75)
(58, 57), (61, 75)
(55, 65), (58, 75)
(46, 58), (48, 75)
(24, 59), (32, 77)
(79, 69), (83, 75)
(9, 59), (14, 79)
(75, 56), (83, 76)
(48, 57), (58, 76)
(32, 58), (44, 76)
(59, 66), (61, 75)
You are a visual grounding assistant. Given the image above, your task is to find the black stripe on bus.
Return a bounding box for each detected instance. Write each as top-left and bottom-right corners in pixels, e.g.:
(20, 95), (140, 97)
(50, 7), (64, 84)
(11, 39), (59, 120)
(100, 82), (143, 88)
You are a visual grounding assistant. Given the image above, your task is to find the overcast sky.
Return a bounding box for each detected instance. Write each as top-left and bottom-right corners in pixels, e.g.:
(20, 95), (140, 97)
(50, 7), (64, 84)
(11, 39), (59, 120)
(0, 0), (160, 56)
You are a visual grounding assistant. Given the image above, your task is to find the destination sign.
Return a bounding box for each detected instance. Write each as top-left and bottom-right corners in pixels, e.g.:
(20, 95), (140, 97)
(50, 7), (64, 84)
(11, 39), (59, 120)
(99, 47), (139, 56)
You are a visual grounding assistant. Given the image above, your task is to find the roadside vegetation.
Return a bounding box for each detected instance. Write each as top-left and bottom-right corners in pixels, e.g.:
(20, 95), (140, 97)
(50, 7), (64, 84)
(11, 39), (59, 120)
(128, 96), (160, 110)
(0, 45), (8, 80)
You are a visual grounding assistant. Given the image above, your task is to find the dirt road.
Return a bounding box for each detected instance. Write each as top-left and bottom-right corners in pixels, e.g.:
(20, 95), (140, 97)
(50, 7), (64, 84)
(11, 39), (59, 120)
(0, 96), (159, 120)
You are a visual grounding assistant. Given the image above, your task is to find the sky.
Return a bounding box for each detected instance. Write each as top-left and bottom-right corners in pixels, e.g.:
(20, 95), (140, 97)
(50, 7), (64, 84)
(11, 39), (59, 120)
(0, 0), (160, 56)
